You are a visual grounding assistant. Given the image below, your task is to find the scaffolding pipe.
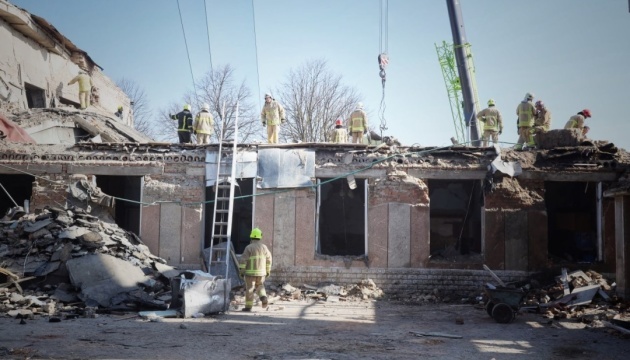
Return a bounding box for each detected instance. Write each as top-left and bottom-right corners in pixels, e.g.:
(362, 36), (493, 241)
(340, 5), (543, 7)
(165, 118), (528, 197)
(446, 0), (480, 145)
(597, 182), (603, 261)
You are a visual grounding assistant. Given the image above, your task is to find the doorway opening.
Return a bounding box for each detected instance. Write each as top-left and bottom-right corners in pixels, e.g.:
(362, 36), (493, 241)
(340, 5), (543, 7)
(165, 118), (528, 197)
(317, 178), (366, 256)
(204, 178), (254, 254)
(428, 180), (483, 261)
(545, 182), (597, 263)
(95, 175), (142, 235)
(0, 174), (33, 216)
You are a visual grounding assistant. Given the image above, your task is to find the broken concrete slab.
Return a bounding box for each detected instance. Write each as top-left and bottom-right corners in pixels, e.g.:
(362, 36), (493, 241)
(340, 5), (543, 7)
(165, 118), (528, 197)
(66, 253), (150, 307)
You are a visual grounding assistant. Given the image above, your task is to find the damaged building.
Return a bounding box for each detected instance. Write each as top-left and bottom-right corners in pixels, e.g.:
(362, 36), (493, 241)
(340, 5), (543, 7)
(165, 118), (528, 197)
(1, 0), (630, 304)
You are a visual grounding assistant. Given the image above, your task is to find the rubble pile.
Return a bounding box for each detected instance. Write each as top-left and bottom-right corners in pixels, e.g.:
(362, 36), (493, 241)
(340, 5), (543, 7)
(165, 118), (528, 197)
(0, 206), (178, 318)
(232, 279), (385, 307)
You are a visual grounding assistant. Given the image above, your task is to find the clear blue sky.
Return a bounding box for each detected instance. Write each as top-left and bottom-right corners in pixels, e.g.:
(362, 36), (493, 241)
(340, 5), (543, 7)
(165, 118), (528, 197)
(10, 0), (630, 149)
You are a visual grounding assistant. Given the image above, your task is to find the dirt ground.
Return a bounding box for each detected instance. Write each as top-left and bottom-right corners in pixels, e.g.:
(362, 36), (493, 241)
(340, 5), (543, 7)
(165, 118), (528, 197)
(1, 298), (629, 360)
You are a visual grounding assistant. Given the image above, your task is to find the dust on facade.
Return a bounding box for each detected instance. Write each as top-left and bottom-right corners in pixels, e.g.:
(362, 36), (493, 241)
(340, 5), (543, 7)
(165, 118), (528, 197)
(1, 0), (630, 301)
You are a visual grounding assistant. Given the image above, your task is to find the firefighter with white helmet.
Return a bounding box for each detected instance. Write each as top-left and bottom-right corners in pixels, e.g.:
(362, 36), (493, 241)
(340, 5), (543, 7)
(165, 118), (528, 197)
(193, 102), (214, 144)
(477, 98), (503, 147)
(331, 118), (348, 143)
(348, 102), (368, 144)
(67, 70), (93, 109)
(260, 93), (286, 144)
(515, 92), (536, 150)
(239, 228), (272, 312)
(170, 104), (194, 144)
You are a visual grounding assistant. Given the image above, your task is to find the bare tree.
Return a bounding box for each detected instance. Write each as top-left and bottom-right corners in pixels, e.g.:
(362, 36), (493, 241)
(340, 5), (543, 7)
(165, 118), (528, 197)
(195, 65), (263, 143)
(155, 102), (181, 142)
(275, 59), (361, 143)
(116, 78), (156, 139)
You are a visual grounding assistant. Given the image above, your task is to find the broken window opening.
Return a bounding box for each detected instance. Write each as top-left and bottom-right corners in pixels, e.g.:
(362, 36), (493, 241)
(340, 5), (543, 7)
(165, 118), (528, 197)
(545, 181), (600, 263)
(0, 174), (33, 217)
(24, 83), (46, 109)
(317, 178), (366, 256)
(204, 178), (254, 254)
(95, 175), (142, 235)
(428, 180), (483, 262)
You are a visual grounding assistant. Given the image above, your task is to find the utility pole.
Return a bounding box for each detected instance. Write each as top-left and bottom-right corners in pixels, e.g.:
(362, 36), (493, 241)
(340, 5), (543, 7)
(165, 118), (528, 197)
(446, 0), (480, 145)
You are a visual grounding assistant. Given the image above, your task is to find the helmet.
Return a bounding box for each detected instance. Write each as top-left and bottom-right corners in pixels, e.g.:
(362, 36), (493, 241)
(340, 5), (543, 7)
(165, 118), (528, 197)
(183, 104), (191, 111)
(487, 99), (495, 106)
(356, 102), (364, 109)
(250, 228), (262, 240)
(264, 93), (272, 99)
(335, 119), (343, 126)
(202, 103), (210, 111)
(581, 109), (591, 118)
(535, 100), (544, 108)
(117, 105), (123, 111)
(525, 92), (534, 100)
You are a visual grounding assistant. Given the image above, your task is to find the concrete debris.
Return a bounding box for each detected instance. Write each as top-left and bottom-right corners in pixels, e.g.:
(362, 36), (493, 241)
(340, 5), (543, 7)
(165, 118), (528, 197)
(0, 205), (179, 318)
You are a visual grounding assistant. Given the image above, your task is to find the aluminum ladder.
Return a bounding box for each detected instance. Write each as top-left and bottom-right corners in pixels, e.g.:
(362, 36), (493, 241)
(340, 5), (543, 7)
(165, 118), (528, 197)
(207, 103), (239, 312)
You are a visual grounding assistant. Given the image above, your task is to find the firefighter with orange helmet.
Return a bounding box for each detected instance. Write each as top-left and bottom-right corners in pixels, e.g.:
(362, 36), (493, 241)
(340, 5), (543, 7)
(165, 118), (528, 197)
(331, 118), (348, 143)
(564, 109), (592, 130)
(239, 228), (272, 312)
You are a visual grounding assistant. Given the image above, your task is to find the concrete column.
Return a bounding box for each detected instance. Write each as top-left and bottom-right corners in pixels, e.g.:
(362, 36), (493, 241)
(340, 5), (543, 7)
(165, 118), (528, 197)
(614, 196), (630, 299)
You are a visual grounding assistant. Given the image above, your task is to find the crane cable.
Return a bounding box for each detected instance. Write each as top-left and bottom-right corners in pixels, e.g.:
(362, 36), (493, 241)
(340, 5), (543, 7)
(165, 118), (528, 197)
(378, 0), (389, 136)
(177, 0), (198, 100)
(251, 0), (263, 111)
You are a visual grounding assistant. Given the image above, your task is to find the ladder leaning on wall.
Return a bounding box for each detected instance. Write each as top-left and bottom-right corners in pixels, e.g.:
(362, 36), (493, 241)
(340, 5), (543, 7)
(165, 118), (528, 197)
(206, 102), (239, 312)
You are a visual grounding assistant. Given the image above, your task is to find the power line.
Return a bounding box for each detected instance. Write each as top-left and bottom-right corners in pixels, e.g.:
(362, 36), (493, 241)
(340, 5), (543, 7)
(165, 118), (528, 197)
(251, 0), (262, 109)
(203, 0), (213, 72)
(177, 0), (198, 99)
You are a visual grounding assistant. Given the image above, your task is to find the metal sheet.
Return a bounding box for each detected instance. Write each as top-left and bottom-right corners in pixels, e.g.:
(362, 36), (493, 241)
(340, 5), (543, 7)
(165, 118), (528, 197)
(257, 148), (315, 188)
(205, 149), (258, 186)
(171, 272), (230, 317)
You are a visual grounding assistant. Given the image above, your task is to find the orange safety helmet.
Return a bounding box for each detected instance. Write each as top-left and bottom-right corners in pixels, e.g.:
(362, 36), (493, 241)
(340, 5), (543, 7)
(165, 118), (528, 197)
(581, 109), (591, 118)
(335, 119), (343, 126)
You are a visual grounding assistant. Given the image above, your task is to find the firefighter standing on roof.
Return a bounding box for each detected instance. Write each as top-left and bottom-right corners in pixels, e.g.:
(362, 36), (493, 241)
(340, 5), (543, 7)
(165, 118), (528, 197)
(239, 228), (272, 312)
(477, 99), (503, 147)
(331, 119), (348, 143)
(515, 92), (536, 150)
(67, 70), (93, 110)
(170, 104), (194, 144)
(348, 102), (368, 144)
(260, 93), (286, 144)
(193, 103), (214, 145)
(564, 109), (592, 131)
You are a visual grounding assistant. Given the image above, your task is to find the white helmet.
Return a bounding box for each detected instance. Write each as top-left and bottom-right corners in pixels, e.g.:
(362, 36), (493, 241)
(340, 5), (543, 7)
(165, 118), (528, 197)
(202, 103), (210, 111)
(356, 102), (364, 109)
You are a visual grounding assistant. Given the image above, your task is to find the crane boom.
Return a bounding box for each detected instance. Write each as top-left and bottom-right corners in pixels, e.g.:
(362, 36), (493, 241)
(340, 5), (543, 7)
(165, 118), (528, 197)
(446, 0), (480, 145)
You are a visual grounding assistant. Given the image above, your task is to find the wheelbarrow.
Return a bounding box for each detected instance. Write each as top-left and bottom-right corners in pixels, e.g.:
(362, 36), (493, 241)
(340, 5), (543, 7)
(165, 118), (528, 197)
(484, 286), (527, 324)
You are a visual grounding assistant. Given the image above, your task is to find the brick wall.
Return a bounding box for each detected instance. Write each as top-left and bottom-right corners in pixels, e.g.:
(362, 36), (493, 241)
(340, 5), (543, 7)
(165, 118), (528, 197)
(269, 266), (530, 296)
(30, 174), (71, 209)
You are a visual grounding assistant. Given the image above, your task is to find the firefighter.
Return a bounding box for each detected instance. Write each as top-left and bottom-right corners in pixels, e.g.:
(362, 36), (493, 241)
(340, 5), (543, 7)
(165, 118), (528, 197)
(477, 99), (503, 147)
(239, 228), (272, 312)
(115, 106), (123, 119)
(564, 109), (592, 131)
(193, 103), (214, 145)
(515, 92), (536, 150)
(170, 104), (194, 144)
(331, 118), (348, 143)
(67, 70), (93, 109)
(532, 100), (552, 146)
(260, 93), (286, 144)
(348, 102), (368, 144)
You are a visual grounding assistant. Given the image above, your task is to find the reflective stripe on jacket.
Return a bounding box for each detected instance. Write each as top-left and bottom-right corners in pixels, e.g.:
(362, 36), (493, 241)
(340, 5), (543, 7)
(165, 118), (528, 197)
(260, 101), (285, 126)
(516, 101), (535, 127)
(239, 241), (272, 276)
(332, 128), (348, 143)
(194, 111), (214, 135)
(349, 109), (367, 132)
(564, 114), (584, 129)
(171, 110), (193, 132)
(477, 107), (503, 132)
